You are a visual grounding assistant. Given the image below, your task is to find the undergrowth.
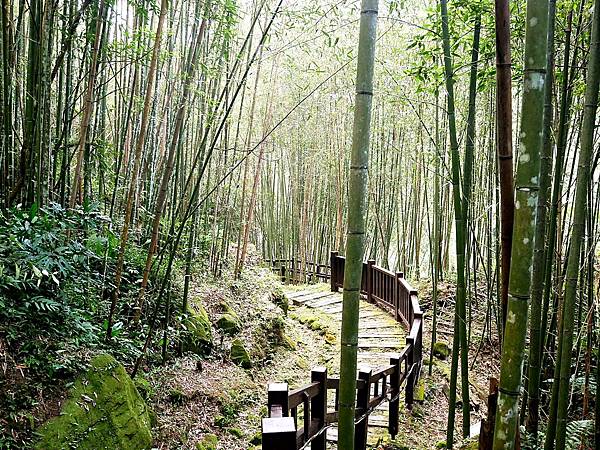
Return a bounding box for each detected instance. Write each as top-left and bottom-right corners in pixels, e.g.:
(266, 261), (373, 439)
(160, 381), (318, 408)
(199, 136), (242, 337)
(0, 203), (162, 448)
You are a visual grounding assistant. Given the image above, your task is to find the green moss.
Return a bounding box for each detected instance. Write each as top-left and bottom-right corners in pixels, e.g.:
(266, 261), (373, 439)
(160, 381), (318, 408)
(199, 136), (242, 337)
(324, 332), (336, 345)
(432, 341), (450, 360)
(184, 305), (213, 355)
(195, 433), (218, 450)
(415, 378), (426, 402)
(270, 288), (289, 315)
(169, 388), (187, 405)
(435, 440), (447, 448)
(309, 320), (323, 331)
(227, 427), (244, 438)
(35, 354), (152, 450)
(134, 376), (153, 401)
(230, 339), (252, 368)
(217, 313), (241, 336)
(250, 431), (262, 445)
(460, 439), (479, 450)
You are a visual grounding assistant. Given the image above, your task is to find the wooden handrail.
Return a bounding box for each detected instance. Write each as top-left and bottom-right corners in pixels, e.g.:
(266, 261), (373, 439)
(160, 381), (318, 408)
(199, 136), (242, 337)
(262, 252), (424, 450)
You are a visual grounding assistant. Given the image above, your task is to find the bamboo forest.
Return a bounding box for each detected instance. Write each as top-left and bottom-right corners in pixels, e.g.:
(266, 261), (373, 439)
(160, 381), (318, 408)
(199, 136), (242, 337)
(1, 0), (600, 448)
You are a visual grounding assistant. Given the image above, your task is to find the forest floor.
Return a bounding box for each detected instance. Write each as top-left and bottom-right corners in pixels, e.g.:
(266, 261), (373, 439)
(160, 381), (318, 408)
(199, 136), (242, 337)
(145, 268), (501, 450)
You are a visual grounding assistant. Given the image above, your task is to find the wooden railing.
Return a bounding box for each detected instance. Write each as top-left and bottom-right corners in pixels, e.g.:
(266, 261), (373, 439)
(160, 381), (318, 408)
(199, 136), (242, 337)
(262, 252), (424, 450)
(266, 258), (332, 283)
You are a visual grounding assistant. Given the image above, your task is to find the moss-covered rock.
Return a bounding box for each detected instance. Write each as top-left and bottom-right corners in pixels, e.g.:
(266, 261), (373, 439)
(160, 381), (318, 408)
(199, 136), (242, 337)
(196, 433), (218, 450)
(324, 332), (336, 345)
(432, 341), (450, 360)
(270, 287), (289, 315)
(35, 354), (152, 450)
(217, 311), (242, 336)
(227, 427), (243, 438)
(460, 439), (479, 450)
(230, 339), (252, 368)
(184, 305), (213, 355)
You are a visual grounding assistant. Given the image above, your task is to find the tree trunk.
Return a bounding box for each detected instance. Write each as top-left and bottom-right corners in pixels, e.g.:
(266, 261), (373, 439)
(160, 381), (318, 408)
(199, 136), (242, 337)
(439, 0), (471, 443)
(494, 0), (514, 331)
(492, 0), (549, 447)
(554, 0), (600, 446)
(338, 1), (378, 448)
(105, 0), (169, 340)
(525, 0), (556, 437)
(69, 0), (105, 208)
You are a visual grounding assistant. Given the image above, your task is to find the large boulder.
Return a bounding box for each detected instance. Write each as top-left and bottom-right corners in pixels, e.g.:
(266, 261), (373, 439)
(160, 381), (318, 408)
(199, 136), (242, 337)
(432, 341), (450, 360)
(35, 354), (153, 450)
(216, 303), (241, 336)
(184, 304), (213, 355)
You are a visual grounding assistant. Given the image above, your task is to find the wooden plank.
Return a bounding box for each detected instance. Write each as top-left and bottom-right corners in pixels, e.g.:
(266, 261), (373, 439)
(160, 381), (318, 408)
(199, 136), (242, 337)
(293, 291), (334, 304)
(357, 332), (403, 338)
(357, 341), (402, 349)
(306, 296), (342, 308)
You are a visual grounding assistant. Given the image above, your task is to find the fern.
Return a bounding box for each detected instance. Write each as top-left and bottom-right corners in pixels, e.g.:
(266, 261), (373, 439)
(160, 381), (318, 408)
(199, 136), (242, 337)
(520, 420), (594, 450)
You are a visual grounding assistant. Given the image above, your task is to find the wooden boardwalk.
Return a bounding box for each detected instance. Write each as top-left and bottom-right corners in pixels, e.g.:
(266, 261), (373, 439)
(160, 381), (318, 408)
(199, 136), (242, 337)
(286, 284), (407, 444)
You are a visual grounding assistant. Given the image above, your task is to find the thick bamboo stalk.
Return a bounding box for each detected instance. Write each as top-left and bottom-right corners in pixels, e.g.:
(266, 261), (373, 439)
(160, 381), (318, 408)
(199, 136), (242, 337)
(492, 0), (548, 446)
(554, 0), (600, 445)
(338, 1), (378, 448)
(525, 0), (555, 436)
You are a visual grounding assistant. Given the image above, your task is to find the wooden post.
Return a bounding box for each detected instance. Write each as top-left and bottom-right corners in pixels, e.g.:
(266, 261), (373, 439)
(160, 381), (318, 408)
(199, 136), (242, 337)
(281, 265), (286, 283)
(389, 356), (400, 439)
(395, 272), (402, 322)
(268, 382), (290, 417)
(262, 417), (296, 449)
(330, 251), (338, 292)
(367, 259), (375, 303)
(354, 368), (372, 450)
(311, 367), (328, 450)
(414, 313), (423, 381)
(405, 337), (415, 409)
(478, 377), (499, 450)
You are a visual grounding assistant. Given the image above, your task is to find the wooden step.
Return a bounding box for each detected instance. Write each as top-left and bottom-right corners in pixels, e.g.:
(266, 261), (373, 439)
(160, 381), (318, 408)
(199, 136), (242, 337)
(306, 296), (342, 308)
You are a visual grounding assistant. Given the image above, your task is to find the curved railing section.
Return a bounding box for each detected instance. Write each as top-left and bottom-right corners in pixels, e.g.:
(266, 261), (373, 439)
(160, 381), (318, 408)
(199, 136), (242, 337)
(262, 252), (424, 450)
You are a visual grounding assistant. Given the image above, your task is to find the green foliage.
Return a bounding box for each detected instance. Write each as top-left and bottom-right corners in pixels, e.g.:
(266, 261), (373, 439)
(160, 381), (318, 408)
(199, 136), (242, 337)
(35, 354), (153, 450)
(181, 305), (213, 355)
(404, 0), (525, 94)
(520, 420), (595, 450)
(0, 203), (151, 446)
(0, 203), (108, 375)
(196, 433), (218, 450)
(230, 339), (252, 369)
